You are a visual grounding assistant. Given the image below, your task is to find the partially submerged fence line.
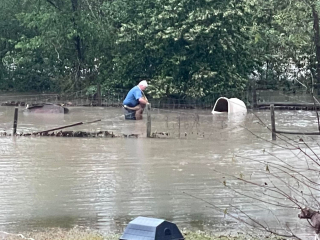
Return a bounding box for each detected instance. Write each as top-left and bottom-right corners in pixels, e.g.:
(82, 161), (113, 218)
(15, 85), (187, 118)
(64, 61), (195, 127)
(4, 109), (119, 138)
(146, 104), (151, 138)
(5, 103), (225, 139)
(146, 107), (206, 139)
(259, 102), (320, 110)
(12, 107), (18, 135)
(1, 130), (117, 138)
(6, 107), (153, 138)
(270, 104), (320, 140)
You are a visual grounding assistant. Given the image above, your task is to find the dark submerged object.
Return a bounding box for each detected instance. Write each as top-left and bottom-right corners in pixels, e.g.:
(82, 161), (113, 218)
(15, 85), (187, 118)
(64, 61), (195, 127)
(24, 103), (69, 114)
(298, 207), (320, 237)
(120, 216), (184, 240)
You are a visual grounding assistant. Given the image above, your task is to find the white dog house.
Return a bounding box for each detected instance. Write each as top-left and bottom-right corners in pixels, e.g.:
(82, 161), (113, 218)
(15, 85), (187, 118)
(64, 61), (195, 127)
(212, 97), (247, 114)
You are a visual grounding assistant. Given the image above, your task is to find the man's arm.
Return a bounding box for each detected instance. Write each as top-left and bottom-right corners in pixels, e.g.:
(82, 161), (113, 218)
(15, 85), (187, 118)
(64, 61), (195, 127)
(139, 97), (148, 105)
(133, 87), (148, 105)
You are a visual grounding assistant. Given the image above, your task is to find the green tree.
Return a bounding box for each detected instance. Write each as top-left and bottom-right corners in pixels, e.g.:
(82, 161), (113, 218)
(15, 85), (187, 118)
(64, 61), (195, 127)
(4, 0), (115, 92)
(105, 0), (258, 100)
(0, 0), (26, 90)
(247, 0), (317, 93)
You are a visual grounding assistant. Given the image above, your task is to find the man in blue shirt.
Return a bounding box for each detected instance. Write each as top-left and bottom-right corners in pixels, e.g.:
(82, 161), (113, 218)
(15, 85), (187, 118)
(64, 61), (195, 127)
(123, 80), (149, 120)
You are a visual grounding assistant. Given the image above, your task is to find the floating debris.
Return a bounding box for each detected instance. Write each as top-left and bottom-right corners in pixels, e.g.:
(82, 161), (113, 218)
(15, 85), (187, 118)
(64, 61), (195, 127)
(0, 131), (118, 138)
(122, 134), (139, 138)
(151, 132), (170, 138)
(1, 101), (26, 106)
(24, 103), (69, 114)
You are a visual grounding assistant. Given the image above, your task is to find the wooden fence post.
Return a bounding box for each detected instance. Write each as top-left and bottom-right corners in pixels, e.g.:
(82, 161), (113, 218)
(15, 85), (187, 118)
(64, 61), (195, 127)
(252, 80), (257, 109)
(178, 114), (181, 138)
(270, 104), (276, 140)
(147, 104), (151, 138)
(13, 107), (18, 135)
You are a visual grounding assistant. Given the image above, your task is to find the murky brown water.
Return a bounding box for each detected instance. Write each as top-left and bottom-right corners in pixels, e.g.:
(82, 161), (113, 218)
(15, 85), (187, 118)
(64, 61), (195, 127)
(1, 104), (320, 239)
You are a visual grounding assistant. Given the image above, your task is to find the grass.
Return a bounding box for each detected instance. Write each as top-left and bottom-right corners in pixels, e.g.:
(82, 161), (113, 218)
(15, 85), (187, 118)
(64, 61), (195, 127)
(0, 227), (290, 240)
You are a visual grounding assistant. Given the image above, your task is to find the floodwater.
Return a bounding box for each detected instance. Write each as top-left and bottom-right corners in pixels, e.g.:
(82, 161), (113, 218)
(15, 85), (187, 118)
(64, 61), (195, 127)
(1, 105), (320, 239)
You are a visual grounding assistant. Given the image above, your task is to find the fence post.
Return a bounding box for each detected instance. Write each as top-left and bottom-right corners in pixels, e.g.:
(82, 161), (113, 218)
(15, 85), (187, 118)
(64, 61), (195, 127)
(13, 107), (18, 135)
(252, 80), (257, 109)
(178, 114), (181, 138)
(147, 104), (151, 138)
(270, 104), (276, 140)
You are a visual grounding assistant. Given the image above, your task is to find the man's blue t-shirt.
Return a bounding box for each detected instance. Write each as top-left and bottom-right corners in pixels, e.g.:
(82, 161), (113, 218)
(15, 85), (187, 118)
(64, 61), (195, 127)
(123, 86), (143, 107)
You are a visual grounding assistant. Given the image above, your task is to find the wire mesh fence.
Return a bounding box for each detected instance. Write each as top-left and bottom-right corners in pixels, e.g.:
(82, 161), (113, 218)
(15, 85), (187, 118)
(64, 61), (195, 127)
(148, 107), (254, 139)
(1, 83), (320, 110)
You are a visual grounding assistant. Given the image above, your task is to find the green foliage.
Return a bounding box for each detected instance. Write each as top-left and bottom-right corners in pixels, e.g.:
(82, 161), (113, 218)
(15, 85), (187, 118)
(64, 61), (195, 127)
(105, 0), (256, 99)
(246, 0), (316, 90)
(0, 0), (319, 101)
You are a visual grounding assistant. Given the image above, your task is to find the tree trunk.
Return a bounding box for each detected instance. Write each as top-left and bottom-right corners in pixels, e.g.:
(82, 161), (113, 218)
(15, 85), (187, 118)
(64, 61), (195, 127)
(71, 0), (83, 91)
(97, 82), (102, 106)
(312, 5), (320, 95)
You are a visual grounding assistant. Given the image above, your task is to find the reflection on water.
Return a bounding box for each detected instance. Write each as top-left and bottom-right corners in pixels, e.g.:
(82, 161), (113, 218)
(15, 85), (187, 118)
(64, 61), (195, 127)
(0, 106), (319, 239)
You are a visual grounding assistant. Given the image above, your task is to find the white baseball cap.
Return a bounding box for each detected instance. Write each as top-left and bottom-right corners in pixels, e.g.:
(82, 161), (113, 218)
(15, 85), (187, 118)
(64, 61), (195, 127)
(139, 80), (148, 87)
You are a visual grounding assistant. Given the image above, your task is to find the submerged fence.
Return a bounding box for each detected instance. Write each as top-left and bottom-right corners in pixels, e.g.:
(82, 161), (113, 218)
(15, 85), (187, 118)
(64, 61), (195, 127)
(0, 88), (247, 109)
(146, 106), (253, 139)
(1, 83), (320, 111)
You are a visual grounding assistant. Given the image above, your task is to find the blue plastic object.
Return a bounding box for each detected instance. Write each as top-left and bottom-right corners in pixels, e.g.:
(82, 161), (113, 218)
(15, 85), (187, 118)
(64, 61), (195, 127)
(120, 216), (184, 240)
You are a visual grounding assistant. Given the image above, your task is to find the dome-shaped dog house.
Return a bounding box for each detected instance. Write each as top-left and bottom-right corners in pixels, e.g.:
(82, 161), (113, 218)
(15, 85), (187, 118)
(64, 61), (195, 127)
(120, 216), (184, 240)
(212, 97), (247, 114)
